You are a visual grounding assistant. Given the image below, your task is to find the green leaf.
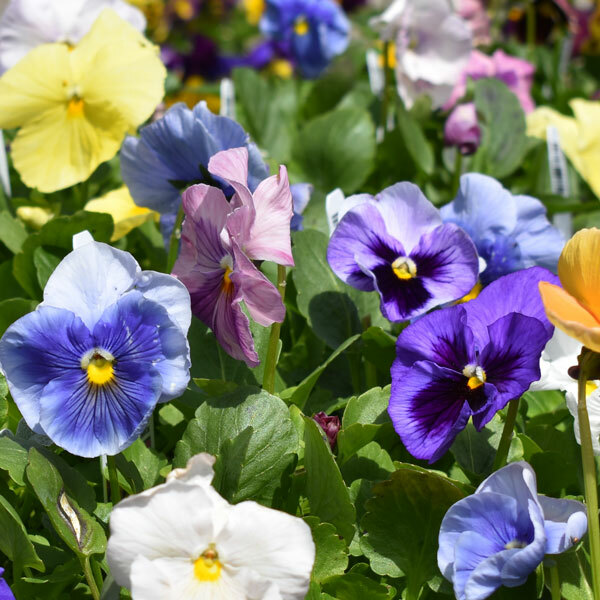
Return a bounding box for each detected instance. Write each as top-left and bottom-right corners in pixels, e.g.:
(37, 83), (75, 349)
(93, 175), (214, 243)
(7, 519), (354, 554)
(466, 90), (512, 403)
(291, 229), (363, 349)
(13, 211), (113, 299)
(396, 100), (434, 175)
(546, 549), (593, 600)
(292, 107), (376, 194)
(360, 469), (464, 595)
(0, 494), (44, 572)
(321, 573), (392, 599)
(280, 334), (360, 409)
(25, 448), (106, 557)
(343, 387), (391, 428)
(174, 386), (299, 504)
(361, 327), (396, 374)
(340, 441), (395, 484)
(303, 417), (356, 543)
(33, 246), (62, 290)
(0, 298), (38, 336)
(0, 211), (27, 254)
(0, 434), (29, 485)
(304, 517), (348, 583)
(121, 439), (168, 491)
(473, 79), (528, 178)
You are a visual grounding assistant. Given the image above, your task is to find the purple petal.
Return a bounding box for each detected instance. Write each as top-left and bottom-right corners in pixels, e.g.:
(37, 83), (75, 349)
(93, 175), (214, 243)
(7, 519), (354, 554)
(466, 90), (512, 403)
(388, 360), (476, 462)
(230, 240), (285, 327)
(411, 223), (479, 306)
(475, 462), (539, 505)
(537, 495), (587, 554)
(181, 183), (230, 234)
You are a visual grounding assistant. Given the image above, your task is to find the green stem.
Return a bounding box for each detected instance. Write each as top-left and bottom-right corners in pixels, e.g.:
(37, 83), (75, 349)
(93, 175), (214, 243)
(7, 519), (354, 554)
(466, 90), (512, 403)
(526, 3), (537, 54)
(80, 557), (100, 600)
(493, 397), (520, 471)
(106, 455), (121, 505)
(262, 265), (286, 394)
(451, 150), (463, 198)
(380, 40), (392, 137)
(550, 564), (561, 600)
(100, 455), (108, 504)
(165, 204), (185, 273)
(577, 360), (600, 599)
(149, 412), (156, 450)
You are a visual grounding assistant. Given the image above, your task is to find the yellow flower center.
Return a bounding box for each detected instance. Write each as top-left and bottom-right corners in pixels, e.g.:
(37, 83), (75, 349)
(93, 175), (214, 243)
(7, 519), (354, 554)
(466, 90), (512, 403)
(194, 547), (222, 582)
(587, 381), (598, 397)
(81, 349), (115, 386)
(392, 256), (417, 280)
(463, 364), (487, 390)
(222, 266), (233, 294)
(67, 97), (85, 119)
(294, 16), (309, 36)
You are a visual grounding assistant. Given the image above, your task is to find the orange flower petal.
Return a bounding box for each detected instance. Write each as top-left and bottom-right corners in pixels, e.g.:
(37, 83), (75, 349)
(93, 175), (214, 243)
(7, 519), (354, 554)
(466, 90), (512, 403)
(558, 228), (600, 322)
(539, 281), (600, 352)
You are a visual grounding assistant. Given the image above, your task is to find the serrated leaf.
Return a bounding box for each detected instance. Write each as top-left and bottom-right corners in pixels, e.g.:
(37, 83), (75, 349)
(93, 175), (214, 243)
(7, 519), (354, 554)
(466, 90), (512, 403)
(174, 386), (299, 504)
(321, 573), (392, 599)
(360, 469), (464, 596)
(304, 517), (348, 583)
(303, 417), (355, 543)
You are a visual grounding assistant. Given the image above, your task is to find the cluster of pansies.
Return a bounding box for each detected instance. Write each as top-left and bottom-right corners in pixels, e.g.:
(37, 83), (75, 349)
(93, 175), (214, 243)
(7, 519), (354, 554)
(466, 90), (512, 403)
(0, 1), (599, 600)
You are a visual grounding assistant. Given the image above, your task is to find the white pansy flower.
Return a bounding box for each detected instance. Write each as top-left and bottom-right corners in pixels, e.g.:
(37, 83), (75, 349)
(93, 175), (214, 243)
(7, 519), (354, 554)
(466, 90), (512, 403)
(106, 454), (315, 600)
(0, 0), (146, 73)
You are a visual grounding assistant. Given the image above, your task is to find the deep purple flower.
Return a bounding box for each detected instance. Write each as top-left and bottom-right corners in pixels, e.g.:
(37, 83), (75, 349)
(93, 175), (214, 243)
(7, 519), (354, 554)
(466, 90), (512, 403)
(172, 148), (293, 366)
(327, 183), (479, 323)
(388, 268), (558, 462)
(439, 462), (587, 600)
(313, 412), (340, 449)
(0, 569), (15, 600)
(444, 103), (481, 155)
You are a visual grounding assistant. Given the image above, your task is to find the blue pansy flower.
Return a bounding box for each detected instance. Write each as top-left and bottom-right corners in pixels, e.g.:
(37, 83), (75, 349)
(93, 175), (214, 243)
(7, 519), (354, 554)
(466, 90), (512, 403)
(260, 0), (350, 78)
(290, 182), (312, 231)
(120, 101), (269, 239)
(388, 267), (558, 462)
(441, 174), (564, 285)
(0, 568), (15, 600)
(0, 232), (191, 458)
(438, 462), (587, 600)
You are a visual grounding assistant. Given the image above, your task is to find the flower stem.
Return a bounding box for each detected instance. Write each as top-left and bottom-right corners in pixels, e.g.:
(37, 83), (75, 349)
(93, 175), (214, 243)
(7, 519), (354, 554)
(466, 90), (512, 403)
(100, 455), (108, 504)
(577, 359), (600, 600)
(550, 564), (561, 600)
(380, 40), (392, 138)
(165, 204), (185, 274)
(262, 265), (287, 394)
(80, 557), (101, 600)
(106, 455), (121, 505)
(493, 397), (520, 471)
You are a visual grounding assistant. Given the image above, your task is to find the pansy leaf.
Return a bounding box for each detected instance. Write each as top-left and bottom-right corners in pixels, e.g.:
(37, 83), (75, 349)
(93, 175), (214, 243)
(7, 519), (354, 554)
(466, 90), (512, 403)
(174, 386), (299, 504)
(0, 493), (44, 572)
(545, 548), (593, 600)
(0, 298), (38, 337)
(25, 448), (106, 558)
(0, 210), (27, 254)
(360, 468), (464, 594)
(340, 441), (395, 484)
(321, 573), (393, 599)
(304, 516), (348, 583)
(303, 417), (355, 543)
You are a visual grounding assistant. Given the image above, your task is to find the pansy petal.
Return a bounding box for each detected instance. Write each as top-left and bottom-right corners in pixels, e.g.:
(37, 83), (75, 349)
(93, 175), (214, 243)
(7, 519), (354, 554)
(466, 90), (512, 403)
(0, 306), (91, 431)
(208, 147), (254, 207)
(537, 495), (587, 554)
(42, 240), (140, 330)
(475, 462), (539, 505)
(394, 304), (473, 370)
(388, 360), (476, 462)
(539, 281), (600, 353)
(230, 241), (285, 327)
(327, 202), (405, 292)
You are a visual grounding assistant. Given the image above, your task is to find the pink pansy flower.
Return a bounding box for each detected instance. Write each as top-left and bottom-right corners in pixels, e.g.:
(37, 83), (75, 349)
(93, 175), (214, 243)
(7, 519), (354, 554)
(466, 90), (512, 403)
(444, 102), (481, 155)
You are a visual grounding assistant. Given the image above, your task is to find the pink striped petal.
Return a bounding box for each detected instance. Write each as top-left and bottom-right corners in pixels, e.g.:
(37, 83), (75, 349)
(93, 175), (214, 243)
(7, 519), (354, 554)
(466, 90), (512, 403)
(208, 147), (254, 208)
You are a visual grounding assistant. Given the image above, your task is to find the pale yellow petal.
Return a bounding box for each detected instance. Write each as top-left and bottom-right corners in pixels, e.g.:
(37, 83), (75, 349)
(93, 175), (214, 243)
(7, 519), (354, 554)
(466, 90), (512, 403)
(74, 9), (166, 127)
(11, 103), (126, 193)
(0, 44), (71, 128)
(539, 281), (600, 353)
(569, 99), (600, 199)
(557, 228), (600, 323)
(85, 186), (156, 241)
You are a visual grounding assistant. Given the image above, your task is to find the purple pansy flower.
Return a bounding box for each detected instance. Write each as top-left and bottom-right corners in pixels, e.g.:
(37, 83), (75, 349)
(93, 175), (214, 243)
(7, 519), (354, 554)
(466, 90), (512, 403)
(444, 103), (481, 155)
(313, 412), (340, 449)
(172, 147), (293, 366)
(439, 462), (587, 600)
(326, 183), (479, 323)
(0, 568), (15, 600)
(388, 267), (558, 462)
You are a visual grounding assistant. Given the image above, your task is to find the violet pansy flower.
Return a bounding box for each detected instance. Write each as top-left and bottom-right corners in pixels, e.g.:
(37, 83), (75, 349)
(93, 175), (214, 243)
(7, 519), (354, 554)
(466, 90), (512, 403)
(327, 183), (479, 323)
(439, 462), (587, 600)
(389, 267), (558, 462)
(0, 232), (191, 458)
(173, 147), (293, 367)
(0, 568), (15, 600)
(441, 174), (564, 285)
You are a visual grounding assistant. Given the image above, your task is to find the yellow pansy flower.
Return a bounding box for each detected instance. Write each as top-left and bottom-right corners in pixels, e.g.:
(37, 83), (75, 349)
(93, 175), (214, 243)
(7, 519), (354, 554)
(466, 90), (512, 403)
(527, 99), (600, 200)
(0, 9), (166, 193)
(243, 0), (265, 25)
(539, 228), (600, 353)
(84, 186), (157, 241)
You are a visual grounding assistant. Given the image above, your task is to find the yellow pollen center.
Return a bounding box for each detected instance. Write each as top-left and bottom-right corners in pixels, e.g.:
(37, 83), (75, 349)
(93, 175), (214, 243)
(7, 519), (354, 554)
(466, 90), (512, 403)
(463, 364), (486, 390)
(67, 98), (85, 118)
(467, 376), (484, 390)
(194, 549), (222, 582)
(392, 256), (417, 280)
(87, 356), (114, 386)
(222, 266), (233, 294)
(294, 16), (309, 36)
(587, 381), (598, 397)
